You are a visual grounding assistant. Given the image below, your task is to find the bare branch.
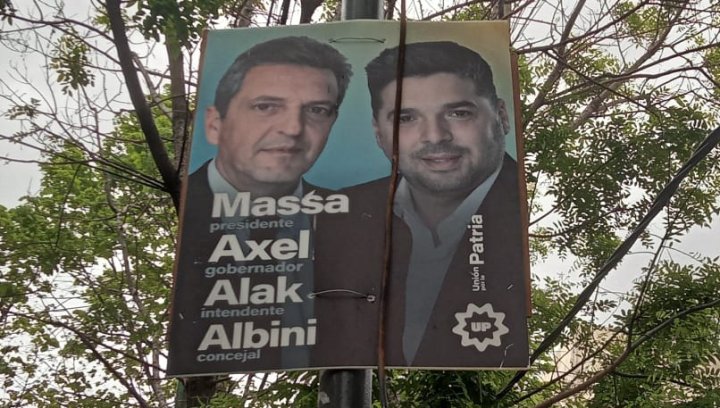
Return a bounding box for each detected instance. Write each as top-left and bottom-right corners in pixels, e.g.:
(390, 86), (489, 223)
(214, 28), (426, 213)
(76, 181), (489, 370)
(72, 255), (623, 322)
(533, 298), (720, 407)
(104, 0), (180, 210)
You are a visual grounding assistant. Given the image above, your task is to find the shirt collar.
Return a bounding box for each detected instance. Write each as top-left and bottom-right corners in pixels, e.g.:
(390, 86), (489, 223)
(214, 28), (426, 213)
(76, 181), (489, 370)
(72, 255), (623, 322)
(207, 158), (304, 198)
(394, 162), (502, 247)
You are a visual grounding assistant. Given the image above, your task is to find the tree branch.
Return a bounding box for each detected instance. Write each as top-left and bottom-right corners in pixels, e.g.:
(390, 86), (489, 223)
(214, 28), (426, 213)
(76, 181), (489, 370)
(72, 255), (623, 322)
(497, 125), (720, 399)
(533, 298), (720, 407)
(163, 25), (190, 175)
(569, 4), (685, 131)
(104, 0), (180, 211)
(8, 310), (152, 407)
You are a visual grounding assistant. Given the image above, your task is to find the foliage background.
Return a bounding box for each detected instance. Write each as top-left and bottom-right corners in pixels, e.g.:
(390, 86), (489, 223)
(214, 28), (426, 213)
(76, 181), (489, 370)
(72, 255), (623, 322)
(1, 0), (719, 406)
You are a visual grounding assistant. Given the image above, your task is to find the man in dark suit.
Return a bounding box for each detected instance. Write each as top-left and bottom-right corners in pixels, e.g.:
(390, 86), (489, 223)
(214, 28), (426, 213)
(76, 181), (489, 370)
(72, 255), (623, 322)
(314, 41), (529, 369)
(168, 36), (352, 375)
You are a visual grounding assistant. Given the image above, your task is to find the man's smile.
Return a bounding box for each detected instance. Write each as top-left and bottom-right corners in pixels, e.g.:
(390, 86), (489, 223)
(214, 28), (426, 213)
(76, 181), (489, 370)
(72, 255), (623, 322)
(418, 153), (463, 171)
(258, 144), (304, 155)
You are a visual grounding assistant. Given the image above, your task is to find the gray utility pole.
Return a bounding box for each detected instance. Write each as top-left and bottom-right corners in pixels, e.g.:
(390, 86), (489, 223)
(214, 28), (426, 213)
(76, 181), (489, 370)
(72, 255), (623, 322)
(316, 0), (383, 407)
(342, 0), (383, 20)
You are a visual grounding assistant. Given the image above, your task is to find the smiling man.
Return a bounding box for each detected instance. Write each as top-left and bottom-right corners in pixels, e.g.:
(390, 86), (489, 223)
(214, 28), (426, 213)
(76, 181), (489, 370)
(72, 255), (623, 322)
(169, 36), (352, 374)
(370, 67), (509, 229)
(366, 41), (523, 367)
(314, 41), (529, 369)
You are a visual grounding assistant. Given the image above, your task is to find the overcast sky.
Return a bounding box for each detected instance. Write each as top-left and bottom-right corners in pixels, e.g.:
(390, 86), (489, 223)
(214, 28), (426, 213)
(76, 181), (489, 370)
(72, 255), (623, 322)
(0, 1), (94, 208)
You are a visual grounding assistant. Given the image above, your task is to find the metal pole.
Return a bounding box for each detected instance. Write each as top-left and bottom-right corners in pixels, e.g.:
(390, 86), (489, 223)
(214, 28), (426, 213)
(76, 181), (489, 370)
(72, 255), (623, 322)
(342, 0), (383, 20)
(317, 1), (382, 407)
(318, 370), (372, 407)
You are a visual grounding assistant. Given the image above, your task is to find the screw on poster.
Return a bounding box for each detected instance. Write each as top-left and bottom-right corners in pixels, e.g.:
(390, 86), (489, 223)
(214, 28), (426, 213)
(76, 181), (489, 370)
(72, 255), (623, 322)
(167, 20), (531, 376)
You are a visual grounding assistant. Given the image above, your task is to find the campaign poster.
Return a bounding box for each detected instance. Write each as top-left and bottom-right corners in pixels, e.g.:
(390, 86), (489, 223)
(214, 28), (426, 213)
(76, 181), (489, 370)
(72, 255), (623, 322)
(167, 20), (530, 376)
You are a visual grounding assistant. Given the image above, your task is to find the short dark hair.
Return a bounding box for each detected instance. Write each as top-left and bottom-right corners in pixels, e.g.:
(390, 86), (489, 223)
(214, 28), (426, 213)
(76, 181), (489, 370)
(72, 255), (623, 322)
(365, 41), (498, 117)
(214, 36), (353, 117)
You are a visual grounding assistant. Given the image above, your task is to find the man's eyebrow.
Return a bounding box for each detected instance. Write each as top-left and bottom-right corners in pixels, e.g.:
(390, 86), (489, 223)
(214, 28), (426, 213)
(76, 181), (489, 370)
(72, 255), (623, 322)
(303, 100), (337, 107)
(443, 101), (478, 110)
(248, 96), (336, 107)
(248, 96), (286, 103)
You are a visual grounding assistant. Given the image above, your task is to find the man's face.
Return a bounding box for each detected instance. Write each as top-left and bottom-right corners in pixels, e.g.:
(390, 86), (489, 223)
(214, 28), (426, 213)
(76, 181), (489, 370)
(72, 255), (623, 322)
(206, 64), (339, 194)
(373, 73), (509, 197)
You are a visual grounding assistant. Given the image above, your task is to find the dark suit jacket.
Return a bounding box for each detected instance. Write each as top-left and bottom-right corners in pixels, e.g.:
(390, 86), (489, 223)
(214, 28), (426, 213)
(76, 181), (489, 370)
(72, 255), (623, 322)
(167, 161), (331, 375)
(313, 155), (530, 369)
